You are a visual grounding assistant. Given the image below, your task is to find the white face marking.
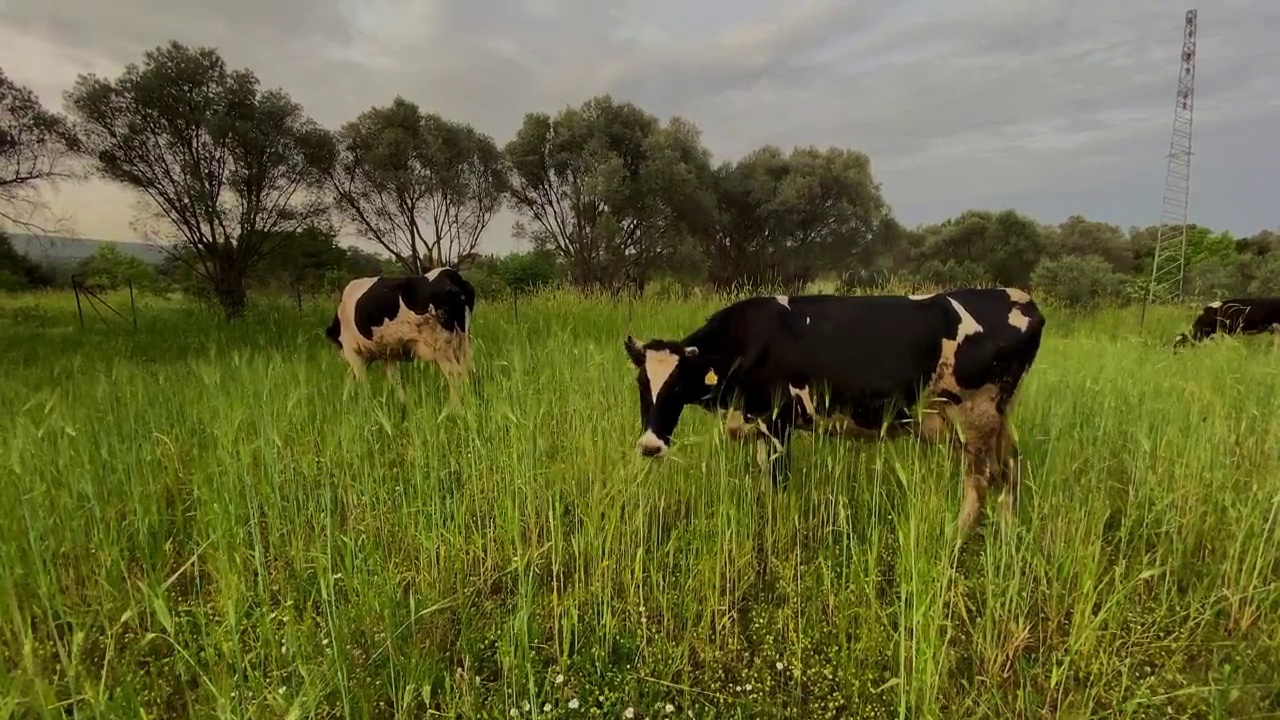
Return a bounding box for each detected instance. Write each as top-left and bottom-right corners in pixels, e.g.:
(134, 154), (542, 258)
(909, 293), (935, 300)
(637, 430), (667, 456)
(1007, 307), (1031, 331)
(805, 316), (811, 325)
(1004, 288), (1032, 303)
(1207, 300), (1222, 309)
(425, 267), (445, 281)
(643, 349), (680, 402)
(775, 295), (790, 309)
(947, 298), (984, 342)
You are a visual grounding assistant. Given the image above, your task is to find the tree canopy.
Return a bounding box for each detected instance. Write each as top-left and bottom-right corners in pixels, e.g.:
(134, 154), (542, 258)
(64, 41), (331, 317)
(504, 95), (714, 292)
(0, 69), (80, 233)
(320, 96), (505, 273)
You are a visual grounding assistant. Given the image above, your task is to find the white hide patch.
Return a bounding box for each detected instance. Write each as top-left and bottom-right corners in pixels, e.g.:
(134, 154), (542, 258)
(775, 295), (790, 309)
(788, 385), (816, 416)
(638, 430), (667, 455)
(425, 267), (446, 281)
(1007, 307), (1031, 331)
(909, 293), (935, 300)
(1208, 300), (1222, 309)
(1004, 287), (1032, 304)
(644, 349), (680, 402)
(947, 298), (984, 341)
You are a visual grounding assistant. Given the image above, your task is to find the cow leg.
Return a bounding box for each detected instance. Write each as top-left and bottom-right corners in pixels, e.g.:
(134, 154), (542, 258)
(724, 409), (757, 443)
(994, 419), (1021, 518)
(410, 339), (463, 406)
(435, 351), (467, 407)
(384, 361), (408, 419)
(342, 347), (368, 382)
(757, 399), (798, 488)
(954, 391), (1003, 542)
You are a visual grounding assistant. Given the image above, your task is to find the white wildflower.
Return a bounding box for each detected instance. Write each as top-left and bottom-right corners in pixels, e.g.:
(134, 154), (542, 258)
(744, 683), (753, 691)
(775, 661), (784, 670)
(664, 703), (675, 713)
(544, 703), (553, 712)
(624, 707), (635, 718)
(555, 673), (565, 685)
(509, 710), (519, 718)
(568, 698), (580, 709)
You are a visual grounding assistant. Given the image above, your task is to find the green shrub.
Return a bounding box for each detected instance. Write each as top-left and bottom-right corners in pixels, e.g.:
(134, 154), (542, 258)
(1030, 254), (1128, 308)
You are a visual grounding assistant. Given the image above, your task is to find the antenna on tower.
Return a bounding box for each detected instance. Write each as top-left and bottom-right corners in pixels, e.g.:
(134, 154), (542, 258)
(1141, 9), (1198, 329)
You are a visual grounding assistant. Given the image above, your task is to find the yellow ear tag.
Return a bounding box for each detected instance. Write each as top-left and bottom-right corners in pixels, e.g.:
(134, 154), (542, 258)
(704, 368), (718, 385)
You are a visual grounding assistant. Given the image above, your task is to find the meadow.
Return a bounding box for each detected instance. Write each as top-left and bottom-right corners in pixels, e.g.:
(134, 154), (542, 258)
(1, 288), (1278, 719)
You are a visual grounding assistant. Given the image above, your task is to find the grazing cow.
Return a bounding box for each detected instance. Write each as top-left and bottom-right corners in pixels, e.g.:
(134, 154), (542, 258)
(624, 288), (1046, 539)
(1172, 297), (1280, 349)
(325, 267), (475, 403)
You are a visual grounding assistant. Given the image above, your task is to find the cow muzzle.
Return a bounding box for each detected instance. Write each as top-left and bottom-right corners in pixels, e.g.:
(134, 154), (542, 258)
(637, 430), (668, 458)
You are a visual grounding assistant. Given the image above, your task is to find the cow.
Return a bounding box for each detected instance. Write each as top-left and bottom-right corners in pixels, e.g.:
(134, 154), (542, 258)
(624, 287), (1046, 540)
(325, 267), (476, 404)
(1172, 297), (1280, 349)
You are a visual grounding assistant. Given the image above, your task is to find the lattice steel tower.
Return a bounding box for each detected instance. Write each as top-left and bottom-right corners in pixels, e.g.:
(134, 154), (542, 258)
(1142, 9), (1198, 327)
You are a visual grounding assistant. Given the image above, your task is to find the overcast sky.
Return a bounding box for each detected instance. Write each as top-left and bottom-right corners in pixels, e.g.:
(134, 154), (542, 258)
(1, 0), (1277, 254)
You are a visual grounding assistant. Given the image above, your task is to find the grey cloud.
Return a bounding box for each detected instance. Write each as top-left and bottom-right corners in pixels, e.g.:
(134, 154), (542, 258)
(0, 0), (1277, 249)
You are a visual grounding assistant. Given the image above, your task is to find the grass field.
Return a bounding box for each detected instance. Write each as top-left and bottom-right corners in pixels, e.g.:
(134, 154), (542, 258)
(1, 288), (1278, 719)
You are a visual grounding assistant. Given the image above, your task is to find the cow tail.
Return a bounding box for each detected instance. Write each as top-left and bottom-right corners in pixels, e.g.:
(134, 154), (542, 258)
(325, 313), (342, 346)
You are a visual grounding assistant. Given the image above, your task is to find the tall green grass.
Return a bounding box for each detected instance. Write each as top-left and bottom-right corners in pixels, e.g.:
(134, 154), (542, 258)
(1, 289), (1278, 719)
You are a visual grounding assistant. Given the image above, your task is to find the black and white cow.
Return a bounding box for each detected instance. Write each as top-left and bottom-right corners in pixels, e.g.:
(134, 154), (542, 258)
(326, 267), (476, 403)
(624, 288), (1046, 538)
(1172, 297), (1280, 349)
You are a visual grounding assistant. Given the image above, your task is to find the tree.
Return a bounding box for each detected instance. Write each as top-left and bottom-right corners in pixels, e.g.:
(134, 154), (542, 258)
(696, 145), (888, 291)
(321, 97), (505, 273)
(250, 222), (348, 294)
(916, 209), (1043, 287)
(64, 41), (332, 318)
(1030, 254), (1128, 308)
(1239, 229), (1280, 258)
(504, 95), (713, 292)
(1046, 215), (1135, 273)
(0, 231), (53, 288)
(0, 68), (79, 233)
(75, 242), (159, 292)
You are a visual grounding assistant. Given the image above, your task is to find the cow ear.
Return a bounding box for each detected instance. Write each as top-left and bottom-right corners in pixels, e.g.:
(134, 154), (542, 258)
(683, 346), (699, 358)
(625, 336), (645, 367)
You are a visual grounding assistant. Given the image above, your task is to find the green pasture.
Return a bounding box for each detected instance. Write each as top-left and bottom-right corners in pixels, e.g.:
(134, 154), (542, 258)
(0, 289), (1277, 719)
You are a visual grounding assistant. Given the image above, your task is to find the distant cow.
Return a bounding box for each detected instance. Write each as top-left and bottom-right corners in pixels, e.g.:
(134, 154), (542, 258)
(326, 267), (476, 403)
(1173, 297), (1280, 349)
(624, 288), (1046, 539)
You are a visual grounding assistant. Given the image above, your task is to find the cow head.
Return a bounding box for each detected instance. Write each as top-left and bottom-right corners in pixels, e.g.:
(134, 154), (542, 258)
(625, 335), (720, 457)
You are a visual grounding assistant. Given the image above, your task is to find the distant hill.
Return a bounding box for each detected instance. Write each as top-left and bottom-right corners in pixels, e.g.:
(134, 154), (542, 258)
(6, 233), (170, 266)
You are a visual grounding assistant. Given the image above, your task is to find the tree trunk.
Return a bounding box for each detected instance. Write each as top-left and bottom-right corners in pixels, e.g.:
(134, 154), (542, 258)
(212, 271), (249, 320)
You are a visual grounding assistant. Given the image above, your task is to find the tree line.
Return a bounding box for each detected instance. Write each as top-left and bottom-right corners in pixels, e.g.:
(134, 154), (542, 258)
(2, 41), (1277, 316)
